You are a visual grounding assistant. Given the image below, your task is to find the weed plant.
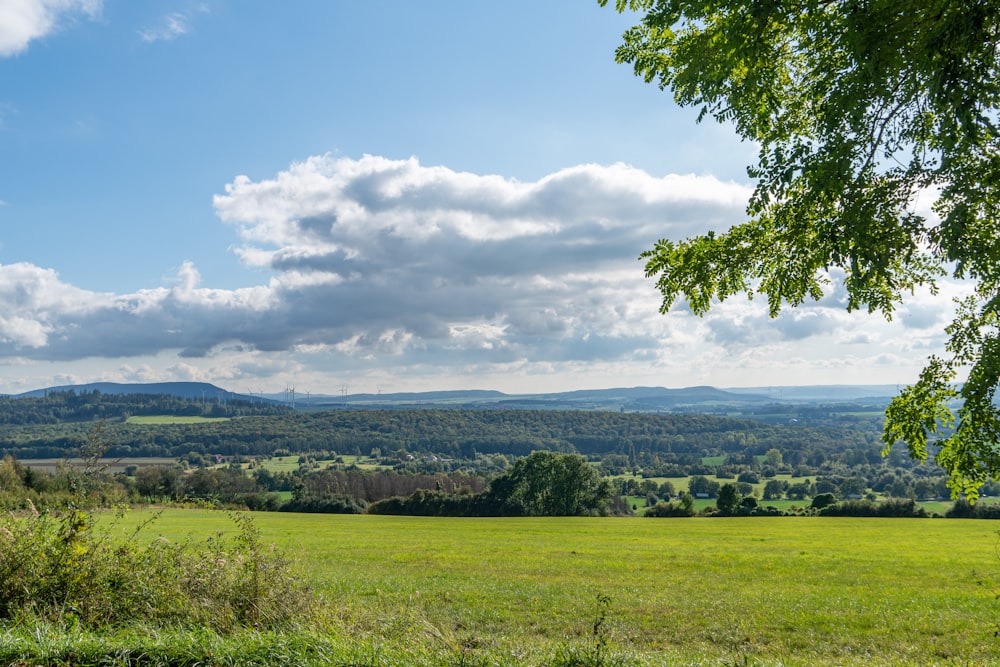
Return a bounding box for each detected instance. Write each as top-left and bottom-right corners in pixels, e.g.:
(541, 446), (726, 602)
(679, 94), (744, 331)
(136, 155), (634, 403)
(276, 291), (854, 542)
(0, 504), (314, 633)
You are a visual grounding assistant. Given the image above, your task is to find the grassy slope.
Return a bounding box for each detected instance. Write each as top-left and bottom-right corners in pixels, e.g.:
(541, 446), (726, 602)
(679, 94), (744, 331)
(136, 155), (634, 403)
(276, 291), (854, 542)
(89, 509), (1000, 666)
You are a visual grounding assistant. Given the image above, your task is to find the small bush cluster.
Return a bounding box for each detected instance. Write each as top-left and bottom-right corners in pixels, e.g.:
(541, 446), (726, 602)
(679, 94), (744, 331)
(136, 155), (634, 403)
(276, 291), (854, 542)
(367, 488), (479, 516)
(0, 505), (315, 633)
(818, 498), (928, 518)
(945, 499), (1000, 518)
(643, 501), (695, 517)
(280, 493), (368, 514)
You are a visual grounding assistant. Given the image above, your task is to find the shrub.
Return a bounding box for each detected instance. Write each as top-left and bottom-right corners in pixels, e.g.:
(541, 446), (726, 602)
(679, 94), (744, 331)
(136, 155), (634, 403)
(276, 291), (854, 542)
(644, 501), (694, 517)
(0, 506), (315, 633)
(229, 491), (285, 511)
(280, 493), (367, 514)
(946, 499), (1000, 518)
(810, 493), (837, 510)
(819, 498), (928, 518)
(367, 489), (477, 516)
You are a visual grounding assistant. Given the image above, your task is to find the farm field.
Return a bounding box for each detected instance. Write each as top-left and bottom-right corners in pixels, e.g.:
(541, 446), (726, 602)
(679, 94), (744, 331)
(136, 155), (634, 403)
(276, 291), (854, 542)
(107, 509), (1000, 666)
(251, 454), (387, 473)
(125, 415), (231, 424)
(16, 456), (178, 474)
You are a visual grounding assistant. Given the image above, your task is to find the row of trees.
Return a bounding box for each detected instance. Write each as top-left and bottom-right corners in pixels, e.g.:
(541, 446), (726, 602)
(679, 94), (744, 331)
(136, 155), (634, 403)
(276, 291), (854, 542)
(0, 450), (616, 517)
(369, 452), (618, 516)
(0, 405), (913, 483)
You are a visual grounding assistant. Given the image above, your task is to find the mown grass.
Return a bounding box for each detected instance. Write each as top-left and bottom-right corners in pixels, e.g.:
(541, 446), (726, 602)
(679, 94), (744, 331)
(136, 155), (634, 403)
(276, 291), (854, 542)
(53, 509), (998, 667)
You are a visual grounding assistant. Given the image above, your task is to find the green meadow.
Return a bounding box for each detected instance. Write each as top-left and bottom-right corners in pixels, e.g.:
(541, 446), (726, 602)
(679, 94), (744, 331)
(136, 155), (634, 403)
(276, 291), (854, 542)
(125, 415), (231, 424)
(98, 509), (1000, 666)
(251, 454), (386, 473)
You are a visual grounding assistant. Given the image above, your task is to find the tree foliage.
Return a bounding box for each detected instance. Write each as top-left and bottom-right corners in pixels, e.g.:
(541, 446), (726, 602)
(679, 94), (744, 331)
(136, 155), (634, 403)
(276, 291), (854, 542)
(369, 452), (615, 516)
(487, 451), (614, 516)
(715, 482), (740, 514)
(0, 405), (888, 472)
(602, 0), (1000, 498)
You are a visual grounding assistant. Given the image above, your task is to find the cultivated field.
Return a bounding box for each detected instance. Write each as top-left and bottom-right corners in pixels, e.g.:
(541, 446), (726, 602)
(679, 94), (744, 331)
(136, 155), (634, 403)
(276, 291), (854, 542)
(111, 509), (1000, 666)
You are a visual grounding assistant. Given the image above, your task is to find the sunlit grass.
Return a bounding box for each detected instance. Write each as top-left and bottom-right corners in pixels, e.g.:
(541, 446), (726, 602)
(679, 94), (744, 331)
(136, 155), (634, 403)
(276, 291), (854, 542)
(126, 415), (231, 424)
(105, 509), (1000, 666)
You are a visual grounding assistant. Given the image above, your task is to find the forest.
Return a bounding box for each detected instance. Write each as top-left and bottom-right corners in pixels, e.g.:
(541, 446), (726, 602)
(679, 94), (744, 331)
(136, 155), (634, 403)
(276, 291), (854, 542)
(0, 390), (885, 463)
(0, 389), (970, 517)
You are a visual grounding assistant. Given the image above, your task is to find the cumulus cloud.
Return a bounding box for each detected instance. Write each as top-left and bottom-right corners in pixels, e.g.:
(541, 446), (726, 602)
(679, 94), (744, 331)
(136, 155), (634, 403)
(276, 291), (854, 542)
(0, 157), (753, 373)
(0, 0), (101, 56)
(209, 155), (751, 360)
(0, 154), (963, 391)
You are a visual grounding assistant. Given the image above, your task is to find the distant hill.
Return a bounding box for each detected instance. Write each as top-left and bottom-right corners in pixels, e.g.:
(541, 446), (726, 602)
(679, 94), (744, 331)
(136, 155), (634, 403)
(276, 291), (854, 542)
(288, 385), (770, 412)
(12, 381), (900, 415)
(724, 385), (902, 401)
(13, 382), (255, 403)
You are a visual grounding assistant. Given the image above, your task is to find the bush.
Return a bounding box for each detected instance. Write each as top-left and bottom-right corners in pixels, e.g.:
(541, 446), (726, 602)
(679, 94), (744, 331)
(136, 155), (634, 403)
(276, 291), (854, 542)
(819, 498), (928, 518)
(231, 492), (285, 512)
(946, 499), (1000, 518)
(644, 501), (694, 517)
(280, 493), (367, 514)
(810, 493), (837, 510)
(367, 489), (478, 516)
(0, 505), (315, 633)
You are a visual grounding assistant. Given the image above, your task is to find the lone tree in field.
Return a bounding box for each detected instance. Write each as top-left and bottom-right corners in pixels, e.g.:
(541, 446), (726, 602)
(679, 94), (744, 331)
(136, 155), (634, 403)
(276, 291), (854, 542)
(715, 483), (741, 515)
(486, 451), (613, 516)
(602, 0), (1000, 499)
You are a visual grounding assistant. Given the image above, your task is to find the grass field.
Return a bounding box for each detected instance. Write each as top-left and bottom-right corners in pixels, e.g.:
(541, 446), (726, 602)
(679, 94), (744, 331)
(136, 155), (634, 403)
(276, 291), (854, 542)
(126, 415), (231, 424)
(17, 456), (178, 474)
(102, 509), (1000, 666)
(249, 454), (388, 474)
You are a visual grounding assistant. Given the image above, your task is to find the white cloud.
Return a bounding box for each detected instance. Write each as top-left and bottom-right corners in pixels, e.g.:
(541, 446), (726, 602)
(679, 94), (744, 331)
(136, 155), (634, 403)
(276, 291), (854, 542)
(138, 5), (207, 44)
(0, 155), (965, 393)
(0, 0), (101, 56)
(0, 157), (751, 367)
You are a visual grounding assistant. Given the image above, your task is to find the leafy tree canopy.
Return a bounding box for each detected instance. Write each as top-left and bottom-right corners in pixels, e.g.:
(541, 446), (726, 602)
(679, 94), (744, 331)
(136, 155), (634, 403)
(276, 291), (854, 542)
(487, 451), (613, 516)
(602, 0), (1000, 498)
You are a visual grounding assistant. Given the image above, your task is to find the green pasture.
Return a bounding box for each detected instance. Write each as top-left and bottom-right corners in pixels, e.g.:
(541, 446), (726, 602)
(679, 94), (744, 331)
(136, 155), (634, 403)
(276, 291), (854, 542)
(253, 455), (304, 473)
(126, 415), (231, 425)
(17, 457), (177, 474)
(251, 454), (386, 474)
(107, 509), (1000, 666)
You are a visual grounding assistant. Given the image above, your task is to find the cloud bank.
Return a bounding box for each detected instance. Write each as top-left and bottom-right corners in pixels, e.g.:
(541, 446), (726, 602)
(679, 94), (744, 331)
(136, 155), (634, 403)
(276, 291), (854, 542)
(0, 155), (953, 391)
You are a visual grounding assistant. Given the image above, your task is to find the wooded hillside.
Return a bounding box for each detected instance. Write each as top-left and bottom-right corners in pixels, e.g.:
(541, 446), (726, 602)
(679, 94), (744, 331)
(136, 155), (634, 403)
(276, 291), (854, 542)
(0, 391), (891, 472)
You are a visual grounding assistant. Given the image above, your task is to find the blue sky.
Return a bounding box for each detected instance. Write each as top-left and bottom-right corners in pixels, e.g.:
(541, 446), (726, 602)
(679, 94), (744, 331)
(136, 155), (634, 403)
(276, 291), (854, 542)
(0, 1), (955, 396)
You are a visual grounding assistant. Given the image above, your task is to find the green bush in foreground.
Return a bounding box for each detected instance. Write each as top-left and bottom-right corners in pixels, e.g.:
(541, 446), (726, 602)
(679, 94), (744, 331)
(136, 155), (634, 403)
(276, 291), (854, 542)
(0, 504), (315, 634)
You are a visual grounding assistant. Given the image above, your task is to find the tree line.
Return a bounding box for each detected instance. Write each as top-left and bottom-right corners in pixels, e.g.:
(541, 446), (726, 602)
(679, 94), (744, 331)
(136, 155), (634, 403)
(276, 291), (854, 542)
(0, 390), (290, 426)
(0, 395), (894, 473)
